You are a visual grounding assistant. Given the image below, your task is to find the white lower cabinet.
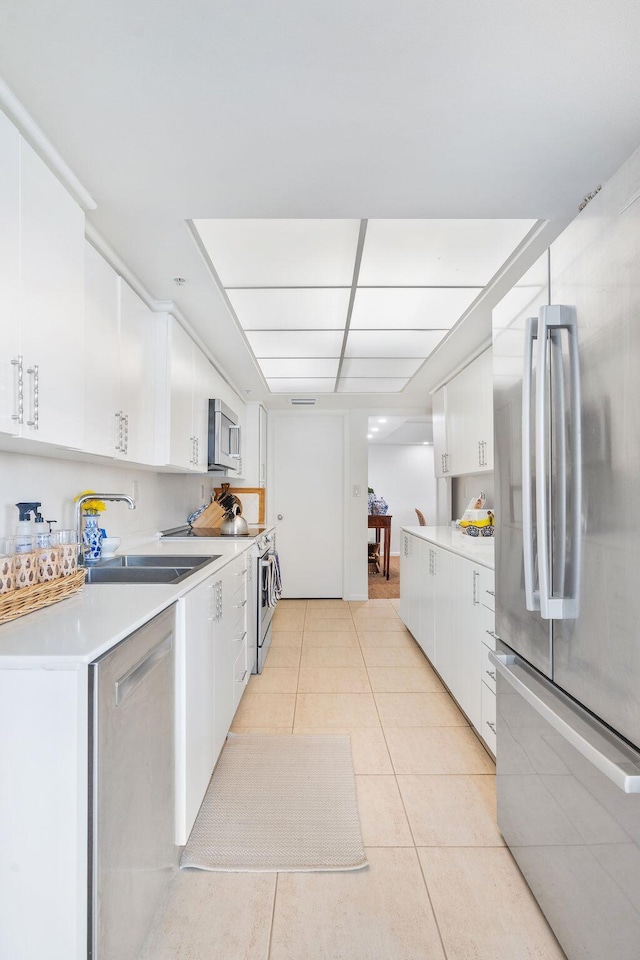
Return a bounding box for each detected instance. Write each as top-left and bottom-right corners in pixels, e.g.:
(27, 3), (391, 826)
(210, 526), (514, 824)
(481, 680), (497, 754)
(432, 545), (456, 689)
(400, 530), (495, 753)
(399, 532), (420, 639)
(418, 542), (436, 662)
(176, 575), (217, 844)
(176, 553), (250, 844)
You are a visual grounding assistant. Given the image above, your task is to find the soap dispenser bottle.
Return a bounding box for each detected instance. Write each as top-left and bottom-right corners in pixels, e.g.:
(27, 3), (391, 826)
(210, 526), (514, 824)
(34, 509), (50, 549)
(15, 502), (41, 554)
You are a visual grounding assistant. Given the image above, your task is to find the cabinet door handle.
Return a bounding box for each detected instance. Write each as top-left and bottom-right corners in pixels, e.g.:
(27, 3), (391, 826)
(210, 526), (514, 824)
(485, 669), (496, 681)
(26, 364), (39, 428)
(208, 580), (223, 621)
(236, 669), (248, 683)
(115, 412), (122, 451)
(11, 356), (23, 424)
(235, 599), (247, 608)
(234, 631), (247, 643)
(486, 629), (498, 640)
(472, 570), (480, 604)
(486, 589), (495, 597)
(486, 721), (497, 734)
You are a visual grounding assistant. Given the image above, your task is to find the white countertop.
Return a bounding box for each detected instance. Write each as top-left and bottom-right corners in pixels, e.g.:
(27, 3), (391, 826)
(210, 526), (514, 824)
(401, 525), (495, 569)
(0, 534), (263, 667)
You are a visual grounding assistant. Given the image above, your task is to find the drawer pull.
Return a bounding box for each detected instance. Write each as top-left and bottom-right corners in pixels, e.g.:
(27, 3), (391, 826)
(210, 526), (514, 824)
(486, 590), (495, 596)
(485, 669), (496, 681)
(236, 669), (248, 683)
(486, 630), (497, 639)
(486, 721), (496, 734)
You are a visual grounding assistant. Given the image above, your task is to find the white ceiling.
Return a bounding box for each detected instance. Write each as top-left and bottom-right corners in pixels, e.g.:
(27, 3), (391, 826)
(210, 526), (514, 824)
(1, 1), (640, 409)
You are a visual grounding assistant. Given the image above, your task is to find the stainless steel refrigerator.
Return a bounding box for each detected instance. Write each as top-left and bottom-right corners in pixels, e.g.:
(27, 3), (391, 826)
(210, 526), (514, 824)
(492, 142), (640, 960)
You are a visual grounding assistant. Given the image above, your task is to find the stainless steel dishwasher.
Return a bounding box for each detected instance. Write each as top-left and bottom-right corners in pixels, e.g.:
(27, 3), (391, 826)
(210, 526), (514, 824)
(88, 605), (178, 960)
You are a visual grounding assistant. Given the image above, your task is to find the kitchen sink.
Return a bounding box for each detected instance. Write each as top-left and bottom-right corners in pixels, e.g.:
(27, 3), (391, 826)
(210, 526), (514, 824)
(84, 554), (221, 584)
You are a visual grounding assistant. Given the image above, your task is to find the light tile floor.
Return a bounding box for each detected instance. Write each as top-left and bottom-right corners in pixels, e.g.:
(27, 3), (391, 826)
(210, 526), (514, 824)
(141, 599), (566, 960)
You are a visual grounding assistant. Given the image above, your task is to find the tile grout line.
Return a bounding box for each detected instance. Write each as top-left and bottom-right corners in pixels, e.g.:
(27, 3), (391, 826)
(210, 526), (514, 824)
(414, 844), (452, 960)
(266, 872), (280, 960)
(290, 600), (307, 731)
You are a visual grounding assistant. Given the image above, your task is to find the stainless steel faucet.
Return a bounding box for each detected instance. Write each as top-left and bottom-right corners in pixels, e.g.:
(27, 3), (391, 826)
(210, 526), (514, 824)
(75, 493), (136, 564)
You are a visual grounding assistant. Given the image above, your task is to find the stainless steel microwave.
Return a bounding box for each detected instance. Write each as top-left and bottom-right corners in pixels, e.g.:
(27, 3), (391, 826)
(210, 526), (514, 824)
(207, 399), (241, 472)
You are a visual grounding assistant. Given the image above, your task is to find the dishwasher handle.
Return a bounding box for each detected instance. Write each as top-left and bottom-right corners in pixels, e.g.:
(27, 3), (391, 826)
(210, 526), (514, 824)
(490, 651), (640, 794)
(115, 633), (173, 706)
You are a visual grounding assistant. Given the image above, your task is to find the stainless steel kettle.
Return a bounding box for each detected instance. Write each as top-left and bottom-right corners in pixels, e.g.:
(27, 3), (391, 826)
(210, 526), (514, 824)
(219, 510), (249, 536)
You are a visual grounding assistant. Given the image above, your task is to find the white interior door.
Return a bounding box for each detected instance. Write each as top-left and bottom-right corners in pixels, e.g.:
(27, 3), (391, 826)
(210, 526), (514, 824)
(271, 413), (343, 598)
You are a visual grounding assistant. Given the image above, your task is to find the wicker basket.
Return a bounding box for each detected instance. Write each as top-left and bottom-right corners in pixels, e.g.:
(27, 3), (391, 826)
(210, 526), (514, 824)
(0, 569), (87, 626)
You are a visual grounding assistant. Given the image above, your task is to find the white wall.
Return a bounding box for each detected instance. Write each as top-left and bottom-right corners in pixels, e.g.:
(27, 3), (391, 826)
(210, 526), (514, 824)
(346, 410), (369, 601)
(368, 444), (436, 554)
(0, 451), (213, 547)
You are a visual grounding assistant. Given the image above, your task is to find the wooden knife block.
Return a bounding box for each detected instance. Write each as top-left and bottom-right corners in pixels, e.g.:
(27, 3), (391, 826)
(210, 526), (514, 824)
(191, 500), (226, 529)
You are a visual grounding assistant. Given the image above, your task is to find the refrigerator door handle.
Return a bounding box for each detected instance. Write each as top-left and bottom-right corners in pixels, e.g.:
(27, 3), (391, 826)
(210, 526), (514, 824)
(490, 651), (640, 793)
(522, 317), (540, 611)
(534, 304), (581, 619)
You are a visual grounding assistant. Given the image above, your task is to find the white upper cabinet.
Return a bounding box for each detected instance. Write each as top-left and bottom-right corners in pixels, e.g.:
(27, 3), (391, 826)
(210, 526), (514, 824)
(83, 245), (161, 464)
(0, 113), (85, 449)
(167, 319), (197, 470)
(163, 316), (216, 472)
(239, 402), (268, 488)
(432, 386), (448, 478)
(432, 348), (494, 478)
(0, 111), (20, 436)
(118, 279), (162, 464)
(83, 243), (120, 455)
(192, 344), (214, 472)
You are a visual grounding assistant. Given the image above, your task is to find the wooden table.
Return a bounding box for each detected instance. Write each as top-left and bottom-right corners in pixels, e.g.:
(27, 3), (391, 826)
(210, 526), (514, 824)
(368, 514), (392, 580)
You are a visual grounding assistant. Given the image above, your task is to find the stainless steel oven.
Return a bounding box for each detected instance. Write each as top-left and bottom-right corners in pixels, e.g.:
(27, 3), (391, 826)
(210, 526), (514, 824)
(256, 531), (280, 674)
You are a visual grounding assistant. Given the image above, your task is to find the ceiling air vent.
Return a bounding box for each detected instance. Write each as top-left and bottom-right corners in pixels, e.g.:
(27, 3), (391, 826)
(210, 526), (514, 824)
(289, 397), (318, 405)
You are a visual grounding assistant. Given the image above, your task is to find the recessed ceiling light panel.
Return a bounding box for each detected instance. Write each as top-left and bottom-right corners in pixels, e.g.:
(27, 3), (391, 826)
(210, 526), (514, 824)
(246, 330), (343, 358)
(337, 378), (409, 393)
(359, 219), (536, 286)
(267, 378), (336, 393)
(228, 287), (350, 330)
(350, 287), (482, 329)
(344, 330), (445, 359)
(194, 219), (361, 286)
(341, 358), (423, 377)
(258, 358), (339, 378)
